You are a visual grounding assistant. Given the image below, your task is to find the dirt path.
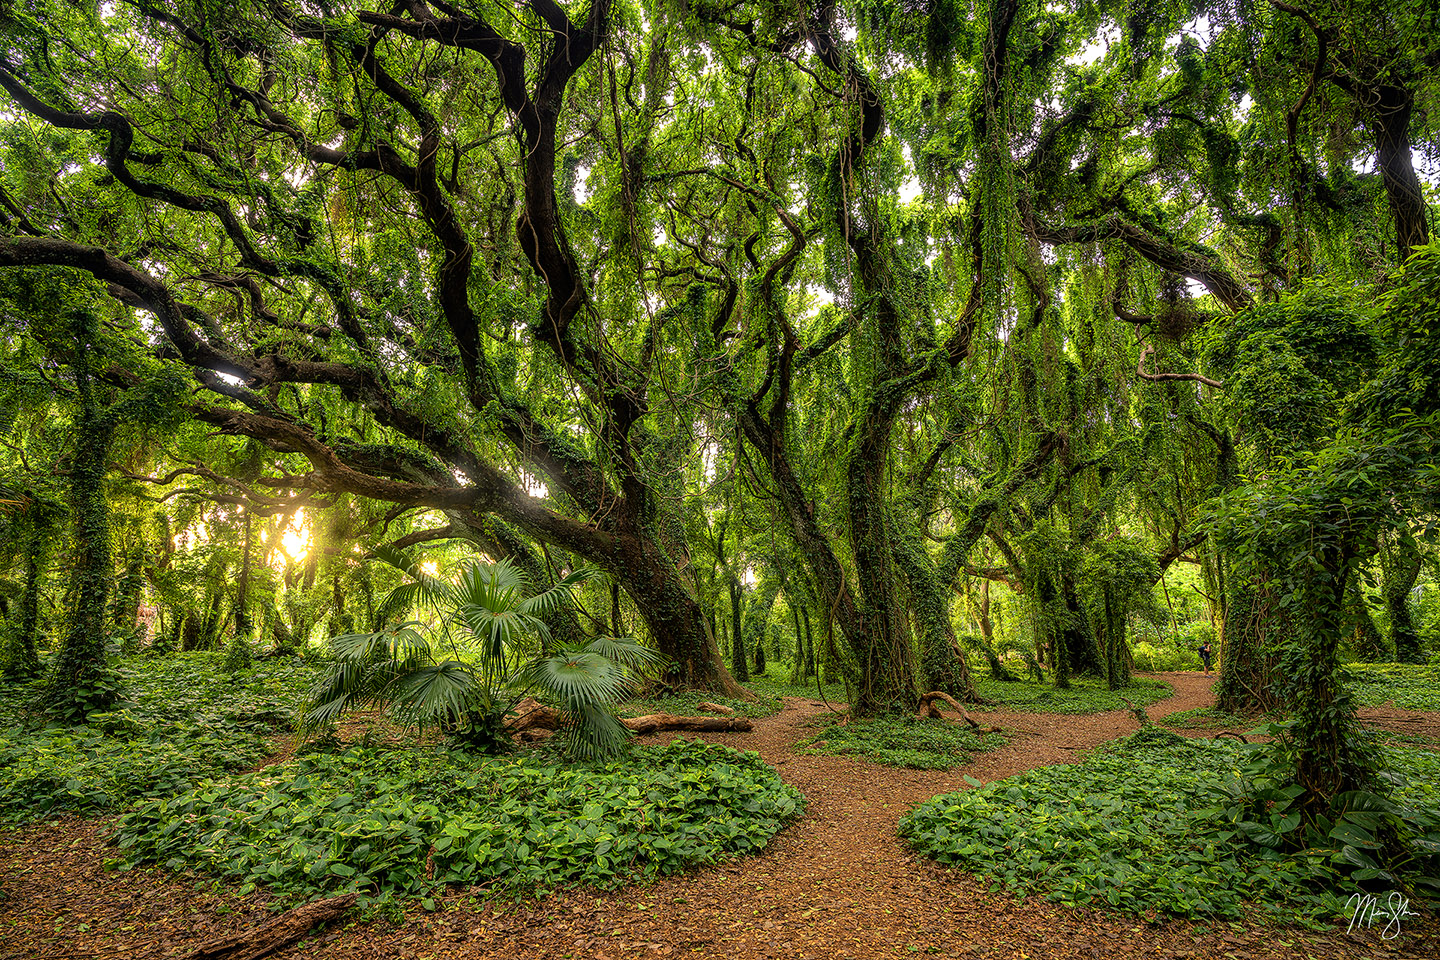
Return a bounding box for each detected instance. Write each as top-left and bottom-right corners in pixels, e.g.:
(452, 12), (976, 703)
(1, 672), (1434, 960)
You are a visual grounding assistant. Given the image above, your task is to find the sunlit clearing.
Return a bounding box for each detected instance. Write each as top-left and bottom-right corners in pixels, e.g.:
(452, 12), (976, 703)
(281, 509), (311, 561)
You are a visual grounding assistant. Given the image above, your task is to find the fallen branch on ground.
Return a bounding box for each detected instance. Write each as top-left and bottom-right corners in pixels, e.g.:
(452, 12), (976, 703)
(505, 697), (752, 735)
(182, 894), (356, 960)
(916, 691), (1002, 734)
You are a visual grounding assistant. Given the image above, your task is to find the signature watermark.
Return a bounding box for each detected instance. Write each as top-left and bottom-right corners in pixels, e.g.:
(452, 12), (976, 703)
(1346, 891), (1419, 940)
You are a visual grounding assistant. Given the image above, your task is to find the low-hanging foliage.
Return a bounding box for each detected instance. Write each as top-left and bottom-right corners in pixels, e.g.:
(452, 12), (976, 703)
(111, 739), (803, 909)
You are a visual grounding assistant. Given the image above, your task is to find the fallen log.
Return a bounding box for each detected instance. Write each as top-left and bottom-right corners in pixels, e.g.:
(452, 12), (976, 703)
(504, 696), (562, 732)
(622, 713), (752, 734)
(505, 698), (752, 735)
(183, 894), (356, 960)
(916, 691), (1002, 734)
(696, 701), (736, 715)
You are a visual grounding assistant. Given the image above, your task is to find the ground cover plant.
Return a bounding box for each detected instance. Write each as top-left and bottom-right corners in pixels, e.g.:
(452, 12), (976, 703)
(799, 714), (1005, 769)
(899, 729), (1440, 923)
(111, 738), (803, 910)
(971, 675), (1172, 714)
(0, 653), (318, 823)
(1344, 663), (1440, 711)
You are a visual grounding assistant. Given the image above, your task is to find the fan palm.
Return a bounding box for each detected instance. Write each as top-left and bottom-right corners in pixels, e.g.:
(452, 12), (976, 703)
(303, 549), (661, 759)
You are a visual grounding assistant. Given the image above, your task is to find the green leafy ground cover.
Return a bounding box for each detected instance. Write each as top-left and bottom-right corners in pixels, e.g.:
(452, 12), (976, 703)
(799, 714), (1005, 769)
(1344, 663), (1440, 711)
(900, 730), (1440, 923)
(112, 739), (802, 908)
(0, 654), (318, 823)
(972, 675), (1172, 714)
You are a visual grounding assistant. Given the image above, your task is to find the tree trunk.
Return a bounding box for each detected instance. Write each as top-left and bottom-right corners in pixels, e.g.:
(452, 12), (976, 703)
(728, 578), (748, 683)
(1383, 539), (1423, 664)
(2, 525), (46, 677)
(1367, 86), (1429, 262)
(617, 538), (750, 698)
(1216, 577), (1286, 714)
(893, 529), (977, 701)
(41, 326), (119, 717)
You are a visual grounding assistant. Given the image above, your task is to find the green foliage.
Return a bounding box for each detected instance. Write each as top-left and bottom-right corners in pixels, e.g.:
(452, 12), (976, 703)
(305, 553), (655, 760)
(901, 731), (1437, 922)
(799, 714), (1004, 769)
(971, 675), (1171, 714)
(1197, 723), (1440, 896)
(1343, 663), (1440, 711)
(0, 653), (315, 823)
(111, 739), (803, 907)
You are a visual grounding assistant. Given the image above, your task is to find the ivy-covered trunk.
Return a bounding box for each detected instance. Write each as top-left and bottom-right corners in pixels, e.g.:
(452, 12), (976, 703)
(1216, 577), (1286, 714)
(1286, 534), (1375, 804)
(893, 528), (977, 700)
(1382, 539), (1423, 663)
(614, 535), (749, 698)
(2, 524), (46, 677)
(845, 413), (919, 714)
(41, 332), (119, 718)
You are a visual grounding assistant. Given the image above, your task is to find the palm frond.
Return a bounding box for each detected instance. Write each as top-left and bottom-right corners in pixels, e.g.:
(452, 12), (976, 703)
(370, 545), (453, 609)
(515, 650), (633, 708)
(582, 635), (665, 675)
(516, 566), (599, 618)
(558, 703), (632, 762)
(387, 661), (484, 730)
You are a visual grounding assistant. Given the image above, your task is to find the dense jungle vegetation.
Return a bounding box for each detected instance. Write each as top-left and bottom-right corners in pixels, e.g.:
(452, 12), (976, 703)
(2, 0), (1440, 935)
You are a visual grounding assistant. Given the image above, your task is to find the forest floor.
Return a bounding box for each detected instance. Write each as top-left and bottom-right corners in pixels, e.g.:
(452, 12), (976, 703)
(3, 671), (1437, 960)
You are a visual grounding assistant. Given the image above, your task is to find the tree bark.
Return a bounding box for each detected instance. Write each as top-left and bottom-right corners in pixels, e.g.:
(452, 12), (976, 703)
(182, 894), (356, 960)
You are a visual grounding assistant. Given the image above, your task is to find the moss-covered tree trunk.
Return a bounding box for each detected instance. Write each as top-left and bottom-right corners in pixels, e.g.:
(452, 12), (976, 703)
(1286, 533), (1375, 804)
(40, 329), (120, 717)
(728, 578), (747, 683)
(893, 529), (977, 700)
(2, 524), (46, 677)
(1382, 540), (1423, 663)
(1216, 577), (1286, 714)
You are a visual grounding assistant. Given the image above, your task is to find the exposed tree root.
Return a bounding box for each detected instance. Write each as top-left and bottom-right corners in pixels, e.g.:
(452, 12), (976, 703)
(917, 691), (1002, 734)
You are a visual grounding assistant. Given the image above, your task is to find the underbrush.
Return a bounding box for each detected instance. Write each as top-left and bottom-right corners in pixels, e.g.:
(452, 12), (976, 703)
(972, 675), (1171, 714)
(745, 674), (850, 704)
(0, 653), (318, 823)
(1345, 663), (1440, 711)
(111, 738), (802, 909)
(799, 713), (1004, 769)
(900, 729), (1440, 923)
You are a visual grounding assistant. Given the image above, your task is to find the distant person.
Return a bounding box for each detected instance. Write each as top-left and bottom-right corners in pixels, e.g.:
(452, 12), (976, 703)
(1198, 640), (1213, 677)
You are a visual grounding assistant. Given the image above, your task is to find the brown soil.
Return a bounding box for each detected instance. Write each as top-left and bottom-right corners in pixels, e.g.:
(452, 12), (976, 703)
(1, 672), (1434, 960)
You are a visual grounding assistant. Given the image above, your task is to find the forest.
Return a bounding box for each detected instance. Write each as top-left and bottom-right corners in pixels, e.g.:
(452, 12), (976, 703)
(1, 0), (1439, 957)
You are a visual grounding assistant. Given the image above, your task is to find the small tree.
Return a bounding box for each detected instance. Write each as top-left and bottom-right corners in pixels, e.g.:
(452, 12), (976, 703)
(304, 552), (661, 759)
